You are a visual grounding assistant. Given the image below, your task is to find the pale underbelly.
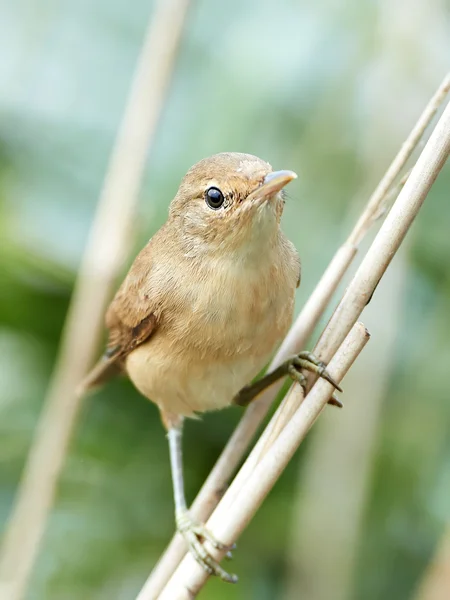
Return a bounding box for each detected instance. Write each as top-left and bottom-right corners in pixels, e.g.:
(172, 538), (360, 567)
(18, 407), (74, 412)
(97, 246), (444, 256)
(125, 334), (276, 419)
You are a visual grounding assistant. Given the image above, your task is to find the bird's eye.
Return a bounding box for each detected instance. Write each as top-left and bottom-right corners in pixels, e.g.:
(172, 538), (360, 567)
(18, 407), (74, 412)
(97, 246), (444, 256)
(205, 187), (225, 209)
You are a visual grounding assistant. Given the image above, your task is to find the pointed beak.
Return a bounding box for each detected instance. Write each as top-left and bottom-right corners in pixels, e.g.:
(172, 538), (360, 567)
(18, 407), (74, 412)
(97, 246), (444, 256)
(247, 170), (298, 204)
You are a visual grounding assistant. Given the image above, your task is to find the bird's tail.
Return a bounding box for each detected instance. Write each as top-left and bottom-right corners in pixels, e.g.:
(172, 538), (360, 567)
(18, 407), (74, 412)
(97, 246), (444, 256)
(76, 357), (121, 398)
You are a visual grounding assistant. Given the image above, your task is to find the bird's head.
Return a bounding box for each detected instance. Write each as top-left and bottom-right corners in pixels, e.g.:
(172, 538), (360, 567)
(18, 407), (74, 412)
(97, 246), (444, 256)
(169, 152), (297, 256)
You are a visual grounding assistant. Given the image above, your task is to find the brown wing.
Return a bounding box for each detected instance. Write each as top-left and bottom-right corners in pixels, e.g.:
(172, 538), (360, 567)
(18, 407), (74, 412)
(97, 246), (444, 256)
(77, 243), (158, 396)
(103, 304), (157, 361)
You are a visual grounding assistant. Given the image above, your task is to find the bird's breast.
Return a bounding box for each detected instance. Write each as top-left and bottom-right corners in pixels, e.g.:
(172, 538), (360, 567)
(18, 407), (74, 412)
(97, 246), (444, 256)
(126, 241), (299, 417)
(170, 252), (295, 356)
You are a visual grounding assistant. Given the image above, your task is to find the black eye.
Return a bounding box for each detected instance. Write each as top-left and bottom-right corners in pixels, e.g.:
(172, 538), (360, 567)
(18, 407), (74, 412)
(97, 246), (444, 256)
(205, 187), (225, 209)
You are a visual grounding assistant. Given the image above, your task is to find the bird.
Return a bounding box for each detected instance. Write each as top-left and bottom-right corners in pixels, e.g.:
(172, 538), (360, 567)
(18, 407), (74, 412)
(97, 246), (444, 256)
(79, 152), (341, 583)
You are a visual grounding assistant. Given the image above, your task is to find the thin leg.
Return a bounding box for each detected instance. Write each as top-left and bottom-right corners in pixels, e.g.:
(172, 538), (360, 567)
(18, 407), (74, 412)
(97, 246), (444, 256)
(233, 351), (343, 407)
(168, 424), (187, 515)
(167, 423), (238, 584)
(233, 363), (292, 406)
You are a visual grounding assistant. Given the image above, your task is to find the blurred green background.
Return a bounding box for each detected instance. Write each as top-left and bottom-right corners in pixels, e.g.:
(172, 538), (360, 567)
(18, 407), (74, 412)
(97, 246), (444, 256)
(1, 0), (449, 599)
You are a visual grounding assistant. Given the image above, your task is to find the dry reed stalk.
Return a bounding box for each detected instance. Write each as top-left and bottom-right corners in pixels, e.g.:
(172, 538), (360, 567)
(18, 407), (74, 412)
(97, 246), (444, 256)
(142, 72), (450, 597)
(0, 2), (191, 599)
(282, 253), (408, 600)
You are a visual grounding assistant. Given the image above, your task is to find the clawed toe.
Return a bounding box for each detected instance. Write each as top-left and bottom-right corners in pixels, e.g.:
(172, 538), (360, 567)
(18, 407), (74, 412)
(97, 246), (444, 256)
(328, 393), (344, 408)
(287, 363), (307, 389)
(286, 351), (343, 408)
(291, 351), (343, 393)
(177, 511), (238, 583)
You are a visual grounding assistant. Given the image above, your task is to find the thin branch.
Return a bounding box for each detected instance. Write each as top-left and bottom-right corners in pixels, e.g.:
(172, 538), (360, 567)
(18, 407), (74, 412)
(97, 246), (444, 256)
(143, 72), (450, 597)
(283, 254), (408, 600)
(348, 73), (450, 246)
(157, 323), (370, 599)
(0, 2), (191, 599)
(282, 32), (417, 593)
(155, 87), (450, 599)
(314, 100), (449, 365)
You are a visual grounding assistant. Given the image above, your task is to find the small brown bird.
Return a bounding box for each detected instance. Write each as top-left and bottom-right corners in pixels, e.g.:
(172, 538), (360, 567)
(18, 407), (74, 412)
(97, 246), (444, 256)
(80, 152), (340, 582)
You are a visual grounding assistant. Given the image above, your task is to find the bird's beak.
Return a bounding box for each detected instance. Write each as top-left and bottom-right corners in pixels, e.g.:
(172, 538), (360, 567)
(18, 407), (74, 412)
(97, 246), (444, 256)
(247, 170), (298, 205)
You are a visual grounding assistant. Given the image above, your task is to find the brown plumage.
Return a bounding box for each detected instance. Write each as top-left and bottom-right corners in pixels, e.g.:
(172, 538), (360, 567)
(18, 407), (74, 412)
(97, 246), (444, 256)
(79, 152), (302, 582)
(80, 152), (300, 427)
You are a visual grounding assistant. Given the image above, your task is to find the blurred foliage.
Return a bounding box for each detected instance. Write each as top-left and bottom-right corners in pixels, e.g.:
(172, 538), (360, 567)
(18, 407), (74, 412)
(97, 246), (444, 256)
(0, 0), (449, 599)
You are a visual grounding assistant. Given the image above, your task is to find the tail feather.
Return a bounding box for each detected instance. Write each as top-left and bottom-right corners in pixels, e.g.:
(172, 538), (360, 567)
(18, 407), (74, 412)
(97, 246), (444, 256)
(76, 357), (121, 398)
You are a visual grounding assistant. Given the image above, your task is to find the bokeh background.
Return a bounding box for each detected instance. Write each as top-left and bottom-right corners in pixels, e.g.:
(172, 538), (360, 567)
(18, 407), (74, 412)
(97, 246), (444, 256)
(1, 0), (450, 599)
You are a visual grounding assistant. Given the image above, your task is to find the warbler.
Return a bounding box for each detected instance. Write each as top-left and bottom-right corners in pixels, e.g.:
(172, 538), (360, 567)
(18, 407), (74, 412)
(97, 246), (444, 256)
(80, 152), (340, 582)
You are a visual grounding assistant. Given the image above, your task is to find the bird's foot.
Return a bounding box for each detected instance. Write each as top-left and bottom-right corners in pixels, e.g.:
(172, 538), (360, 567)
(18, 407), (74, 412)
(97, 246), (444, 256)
(287, 351), (343, 407)
(176, 511), (238, 583)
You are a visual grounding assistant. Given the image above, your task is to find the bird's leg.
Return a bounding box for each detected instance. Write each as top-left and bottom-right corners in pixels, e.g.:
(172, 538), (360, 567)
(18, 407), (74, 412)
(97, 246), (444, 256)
(233, 351), (343, 407)
(167, 422), (238, 583)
